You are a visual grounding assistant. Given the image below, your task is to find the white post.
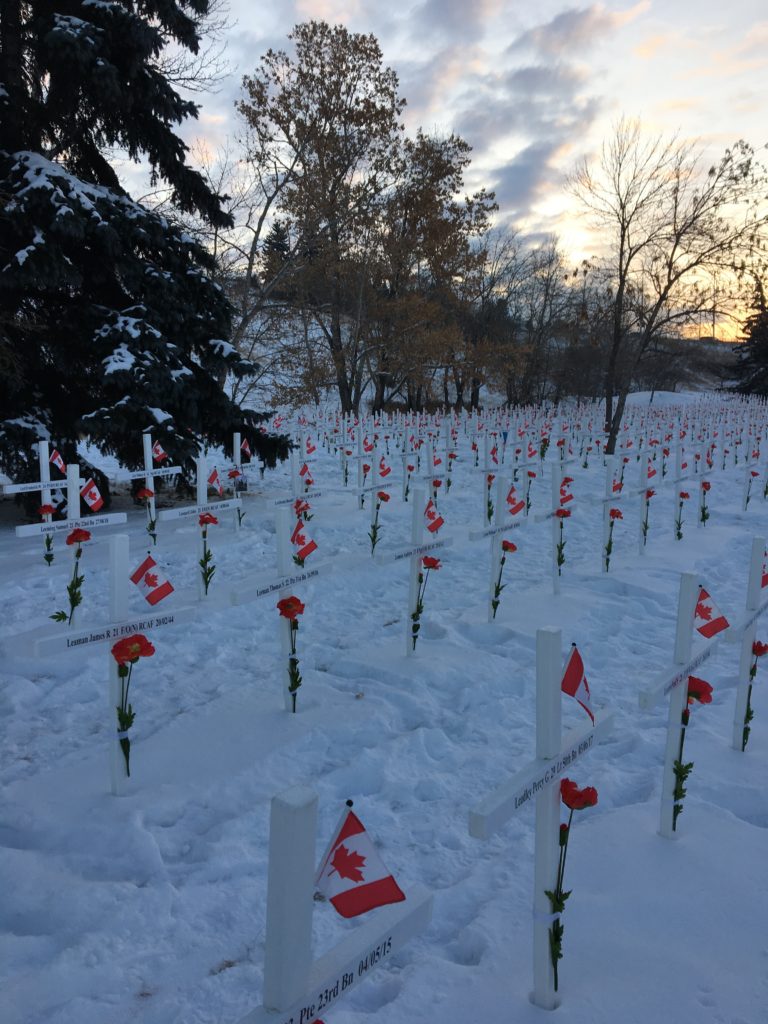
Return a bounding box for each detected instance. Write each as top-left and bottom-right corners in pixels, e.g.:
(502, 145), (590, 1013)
(276, 509), (296, 712)
(659, 573), (699, 839)
(195, 456), (208, 600)
(232, 432), (242, 533)
(142, 432), (158, 542)
(262, 787), (318, 1011)
(66, 462), (80, 523)
(407, 488), (425, 656)
(108, 534), (130, 796)
(369, 448), (381, 544)
(357, 427), (365, 510)
(733, 536), (765, 751)
(37, 439), (52, 508)
(488, 475), (507, 622)
(533, 626), (562, 1010)
(551, 471), (561, 596)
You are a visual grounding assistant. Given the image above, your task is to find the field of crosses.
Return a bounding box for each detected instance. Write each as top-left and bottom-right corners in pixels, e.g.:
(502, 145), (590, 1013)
(1, 390), (768, 1024)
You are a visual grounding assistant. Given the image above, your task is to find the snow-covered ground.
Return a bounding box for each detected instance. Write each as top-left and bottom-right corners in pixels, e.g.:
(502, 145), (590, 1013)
(1, 395), (767, 1024)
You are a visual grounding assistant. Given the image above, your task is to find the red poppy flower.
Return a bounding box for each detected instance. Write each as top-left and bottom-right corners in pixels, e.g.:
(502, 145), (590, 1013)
(276, 595), (305, 620)
(557, 438), (565, 447)
(228, 469), (242, 479)
(555, 508), (571, 519)
(433, 479), (442, 487)
(487, 474), (495, 485)
(363, 464), (371, 474)
(622, 457), (630, 464)
(528, 470), (536, 478)
(686, 676), (713, 705)
(701, 481), (711, 492)
(752, 470), (760, 478)
(199, 513), (218, 527)
(560, 778), (598, 810)
(679, 492), (690, 500)
(663, 447), (670, 457)
(407, 464), (415, 473)
(448, 452), (457, 460)
(66, 528), (91, 545)
(38, 504), (55, 517)
(752, 640), (768, 658)
(609, 508), (623, 520)
(562, 476), (573, 485)
(501, 540), (517, 552)
(377, 491), (390, 502)
(111, 633), (155, 666)
(136, 487), (154, 499)
(422, 556), (441, 570)
(646, 489), (655, 500)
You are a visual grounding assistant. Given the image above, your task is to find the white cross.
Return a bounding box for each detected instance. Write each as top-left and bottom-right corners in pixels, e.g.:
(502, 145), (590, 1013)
(469, 627), (614, 1009)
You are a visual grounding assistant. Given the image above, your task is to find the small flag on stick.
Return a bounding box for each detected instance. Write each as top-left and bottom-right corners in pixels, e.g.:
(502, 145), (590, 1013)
(694, 587), (729, 638)
(560, 644), (594, 723)
(130, 555), (174, 605)
(315, 804), (405, 919)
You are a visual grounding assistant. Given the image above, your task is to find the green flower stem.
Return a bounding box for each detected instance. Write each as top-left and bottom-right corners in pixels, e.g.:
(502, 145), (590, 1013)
(287, 621), (302, 713)
(199, 529), (215, 594)
(546, 808), (574, 992)
(116, 662), (135, 777)
(491, 553), (507, 619)
(672, 709), (693, 830)
(742, 683), (754, 752)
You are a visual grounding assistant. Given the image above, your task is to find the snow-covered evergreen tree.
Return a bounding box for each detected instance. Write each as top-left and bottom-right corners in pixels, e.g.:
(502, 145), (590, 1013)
(0, 1), (287, 484)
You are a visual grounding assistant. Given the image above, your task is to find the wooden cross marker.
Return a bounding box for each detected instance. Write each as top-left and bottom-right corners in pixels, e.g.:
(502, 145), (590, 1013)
(732, 537), (768, 751)
(469, 627), (614, 1009)
(236, 787), (432, 1024)
(638, 572), (718, 837)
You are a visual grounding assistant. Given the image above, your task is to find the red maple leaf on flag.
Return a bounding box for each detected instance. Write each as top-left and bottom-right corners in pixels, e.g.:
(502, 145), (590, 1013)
(696, 600), (712, 621)
(144, 573), (158, 588)
(330, 844), (366, 883)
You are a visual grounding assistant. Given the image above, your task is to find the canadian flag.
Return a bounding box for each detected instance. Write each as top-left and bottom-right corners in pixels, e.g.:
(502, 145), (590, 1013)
(80, 478), (104, 512)
(363, 437), (374, 453)
(291, 519), (318, 561)
(152, 441), (168, 463)
(130, 555), (174, 606)
(762, 550), (768, 589)
(208, 467), (223, 496)
(315, 808), (405, 919)
(560, 644), (594, 723)
(694, 587), (730, 638)
(240, 438), (252, 458)
(528, 443), (537, 460)
(49, 448), (66, 474)
(379, 456), (391, 478)
(647, 459), (657, 479)
(306, 437), (317, 455)
(506, 485), (525, 517)
(433, 454), (442, 467)
(424, 498), (444, 534)
(299, 462), (311, 479)
(559, 483), (573, 505)
(490, 445), (499, 465)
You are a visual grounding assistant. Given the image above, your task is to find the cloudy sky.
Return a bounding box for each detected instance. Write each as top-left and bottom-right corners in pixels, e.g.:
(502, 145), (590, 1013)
(181, 0), (767, 261)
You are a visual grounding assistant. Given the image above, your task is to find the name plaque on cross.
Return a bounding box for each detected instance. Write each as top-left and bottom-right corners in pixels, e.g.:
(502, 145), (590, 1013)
(470, 713), (615, 839)
(237, 887), (432, 1024)
(157, 497), (242, 521)
(33, 606), (198, 657)
(15, 512), (127, 538)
